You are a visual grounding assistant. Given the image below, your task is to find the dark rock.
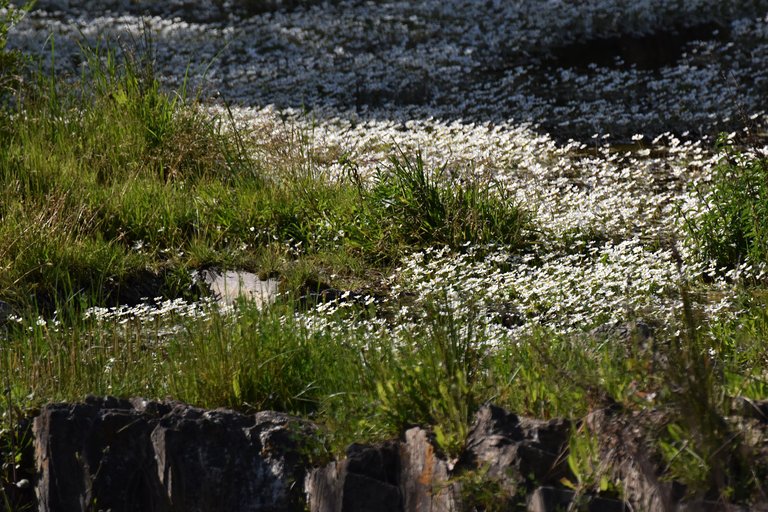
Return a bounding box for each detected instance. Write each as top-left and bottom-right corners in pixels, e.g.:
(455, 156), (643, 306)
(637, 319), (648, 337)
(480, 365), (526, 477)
(345, 442), (400, 485)
(343, 472), (401, 512)
(38, 399), (768, 511)
(34, 397), (315, 512)
(306, 428), (458, 512)
(457, 404), (571, 493)
(0, 299), (13, 325)
(35, 397), (164, 512)
(676, 501), (753, 512)
(584, 407), (677, 512)
(528, 486), (628, 512)
(306, 442), (404, 512)
(729, 396), (768, 422)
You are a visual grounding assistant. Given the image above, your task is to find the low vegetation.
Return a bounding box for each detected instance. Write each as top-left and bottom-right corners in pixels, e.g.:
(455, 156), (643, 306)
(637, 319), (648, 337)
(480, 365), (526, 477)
(684, 136), (768, 274)
(2, 5), (768, 510)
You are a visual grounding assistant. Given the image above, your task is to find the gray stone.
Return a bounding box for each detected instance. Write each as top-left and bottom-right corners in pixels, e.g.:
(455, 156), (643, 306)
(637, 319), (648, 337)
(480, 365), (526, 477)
(202, 269), (280, 309)
(306, 442), (403, 512)
(34, 396), (314, 512)
(528, 486), (628, 512)
(458, 404), (571, 494)
(584, 407), (677, 512)
(399, 428), (457, 512)
(306, 428), (459, 512)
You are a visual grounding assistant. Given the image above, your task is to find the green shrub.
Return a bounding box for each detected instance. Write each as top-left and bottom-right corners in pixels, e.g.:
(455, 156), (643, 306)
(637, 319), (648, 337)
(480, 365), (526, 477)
(684, 136), (768, 272)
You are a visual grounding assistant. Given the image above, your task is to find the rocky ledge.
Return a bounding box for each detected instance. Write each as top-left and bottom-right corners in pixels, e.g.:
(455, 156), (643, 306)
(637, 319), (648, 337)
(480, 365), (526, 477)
(5, 397), (767, 511)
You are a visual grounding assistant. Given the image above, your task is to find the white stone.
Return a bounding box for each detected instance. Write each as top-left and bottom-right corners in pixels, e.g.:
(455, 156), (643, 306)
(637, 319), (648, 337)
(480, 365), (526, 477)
(202, 270), (280, 309)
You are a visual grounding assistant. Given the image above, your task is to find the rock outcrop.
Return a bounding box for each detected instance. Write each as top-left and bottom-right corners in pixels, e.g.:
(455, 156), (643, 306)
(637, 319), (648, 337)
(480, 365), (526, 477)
(25, 398), (768, 511)
(306, 428), (458, 512)
(457, 404), (572, 494)
(32, 400), (579, 512)
(307, 405), (575, 512)
(34, 396), (315, 512)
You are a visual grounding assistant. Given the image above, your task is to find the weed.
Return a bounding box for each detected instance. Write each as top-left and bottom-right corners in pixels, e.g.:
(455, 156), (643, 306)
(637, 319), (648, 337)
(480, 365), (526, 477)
(683, 134), (768, 274)
(453, 464), (518, 512)
(561, 424), (619, 498)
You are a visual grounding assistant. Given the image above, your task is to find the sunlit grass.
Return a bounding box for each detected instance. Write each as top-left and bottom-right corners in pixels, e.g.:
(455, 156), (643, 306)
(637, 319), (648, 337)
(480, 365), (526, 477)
(683, 135), (768, 275)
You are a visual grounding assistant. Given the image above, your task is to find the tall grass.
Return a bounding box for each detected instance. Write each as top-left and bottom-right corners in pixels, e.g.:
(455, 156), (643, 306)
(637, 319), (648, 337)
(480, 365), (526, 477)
(359, 151), (536, 260)
(0, 35), (253, 311)
(0, 33), (538, 314)
(684, 135), (768, 273)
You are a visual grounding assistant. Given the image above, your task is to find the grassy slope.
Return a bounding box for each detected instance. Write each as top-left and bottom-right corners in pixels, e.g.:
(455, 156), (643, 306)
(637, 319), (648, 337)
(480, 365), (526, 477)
(2, 17), (768, 507)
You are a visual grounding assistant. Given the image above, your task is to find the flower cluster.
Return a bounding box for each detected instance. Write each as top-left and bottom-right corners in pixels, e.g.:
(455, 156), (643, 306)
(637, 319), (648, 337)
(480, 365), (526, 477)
(10, 0), (768, 139)
(9, 0), (768, 342)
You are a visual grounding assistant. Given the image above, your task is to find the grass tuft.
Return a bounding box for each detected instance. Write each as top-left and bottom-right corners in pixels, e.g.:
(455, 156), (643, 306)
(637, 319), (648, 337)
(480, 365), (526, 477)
(684, 135), (768, 274)
(361, 151), (536, 260)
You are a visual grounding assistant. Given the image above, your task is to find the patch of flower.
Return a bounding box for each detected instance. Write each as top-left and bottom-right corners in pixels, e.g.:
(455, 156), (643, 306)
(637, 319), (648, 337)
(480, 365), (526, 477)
(8, 0), (768, 346)
(9, 0), (768, 139)
(83, 296), (221, 322)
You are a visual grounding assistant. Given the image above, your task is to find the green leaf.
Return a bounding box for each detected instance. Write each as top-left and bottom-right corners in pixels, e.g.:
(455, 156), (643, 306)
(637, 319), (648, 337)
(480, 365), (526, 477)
(232, 370), (241, 402)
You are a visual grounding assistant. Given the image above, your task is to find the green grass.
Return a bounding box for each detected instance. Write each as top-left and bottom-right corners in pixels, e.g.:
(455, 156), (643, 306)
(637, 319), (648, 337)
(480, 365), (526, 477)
(358, 150), (536, 261)
(0, 33), (536, 314)
(684, 135), (768, 274)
